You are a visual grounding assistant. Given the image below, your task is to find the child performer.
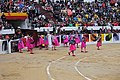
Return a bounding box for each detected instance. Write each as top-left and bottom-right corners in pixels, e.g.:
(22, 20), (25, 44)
(68, 33), (74, 45)
(25, 34), (29, 52)
(75, 31), (80, 48)
(44, 34), (49, 50)
(39, 35), (44, 49)
(26, 35), (34, 54)
(63, 34), (69, 47)
(68, 37), (76, 56)
(96, 34), (102, 50)
(81, 37), (87, 53)
(18, 38), (24, 53)
(52, 34), (59, 50)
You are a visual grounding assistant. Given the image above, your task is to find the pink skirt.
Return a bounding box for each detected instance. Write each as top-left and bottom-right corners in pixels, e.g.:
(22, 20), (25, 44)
(45, 40), (49, 45)
(37, 41), (40, 46)
(28, 44), (34, 49)
(18, 41), (24, 49)
(26, 41), (34, 49)
(75, 38), (80, 44)
(63, 39), (68, 44)
(97, 42), (102, 47)
(53, 39), (59, 46)
(39, 38), (44, 45)
(81, 42), (86, 48)
(70, 44), (76, 52)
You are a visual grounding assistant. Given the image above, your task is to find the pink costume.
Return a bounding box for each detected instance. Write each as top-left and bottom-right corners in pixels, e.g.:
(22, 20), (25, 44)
(18, 39), (24, 50)
(70, 44), (76, 52)
(75, 34), (80, 44)
(26, 37), (34, 49)
(52, 36), (59, 46)
(97, 37), (102, 47)
(69, 35), (74, 41)
(63, 35), (69, 44)
(81, 41), (86, 48)
(39, 36), (44, 46)
(69, 39), (76, 52)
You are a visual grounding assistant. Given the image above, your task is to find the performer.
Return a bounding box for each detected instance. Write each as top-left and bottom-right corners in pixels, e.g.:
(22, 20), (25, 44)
(25, 34), (29, 52)
(21, 35), (26, 47)
(96, 34), (102, 50)
(18, 38), (24, 53)
(68, 37), (76, 56)
(81, 37), (87, 53)
(75, 31), (80, 48)
(26, 35), (34, 54)
(51, 34), (59, 50)
(63, 34), (69, 47)
(44, 34), (49, 50)
(39, 35), (44, 49)
(68, 33), (74, 45)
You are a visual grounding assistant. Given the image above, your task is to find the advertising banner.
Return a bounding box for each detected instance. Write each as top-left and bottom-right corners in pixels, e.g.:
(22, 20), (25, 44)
(113, 33), (119, 41)
(90, 34), (98, 42)
(105, 34), (112, 41)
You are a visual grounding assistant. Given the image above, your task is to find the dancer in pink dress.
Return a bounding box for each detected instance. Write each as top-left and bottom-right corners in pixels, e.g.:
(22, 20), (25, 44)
(63, 34), (69, 47)
(68, 33), (74, 45)
(39, 35), (44, 49)
(52, 34), (59, 50)
(68, 37), (76, 56)
(81, 37), (87, 53)
(25, 34), (30, 52)
(75, 32), (80, 48)
(26, 36), (34, 54)
(96, 34), (102, 50)
(18, 38), (24, 53)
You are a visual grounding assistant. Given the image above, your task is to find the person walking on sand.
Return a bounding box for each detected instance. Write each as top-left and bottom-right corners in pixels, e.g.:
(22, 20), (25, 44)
(81, 37), (87, 53)
(68, 37), (76, 56)
(63, 33), (69, 47)
(26, 35), (34, 54)
(44, 34), (49, 50)
(96, 34), (102, 50)
(18, 38), (24, 53)
(38, 35), (44, 50)
(75, 31), (80, 48)
(51, 34), (59, 50)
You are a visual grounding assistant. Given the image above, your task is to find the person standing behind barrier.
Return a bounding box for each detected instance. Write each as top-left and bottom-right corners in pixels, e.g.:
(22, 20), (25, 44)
(68, 37), (76, 56)
(51, 34), (59, 50)
(3, 35), (10, 51)
(18, 38), (24, 53)
(81, 37), (87, 53)
(26, 35), (34, 54)
(96, 34), (102, 50)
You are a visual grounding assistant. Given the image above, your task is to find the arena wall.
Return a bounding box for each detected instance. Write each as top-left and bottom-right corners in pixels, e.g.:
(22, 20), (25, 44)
(0, 33), (119, 54)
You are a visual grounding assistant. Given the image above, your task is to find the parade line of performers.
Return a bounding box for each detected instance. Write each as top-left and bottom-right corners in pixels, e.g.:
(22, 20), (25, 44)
(18, 32), (102, 56)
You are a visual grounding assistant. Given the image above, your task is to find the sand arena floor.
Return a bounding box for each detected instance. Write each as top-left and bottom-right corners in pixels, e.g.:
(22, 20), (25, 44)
(0, 44), (120, 80)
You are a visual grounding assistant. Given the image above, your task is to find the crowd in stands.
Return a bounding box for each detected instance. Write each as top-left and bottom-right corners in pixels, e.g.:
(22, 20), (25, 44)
(0, 0), (49, 29)
(40, 0), (120, 27)
(0, 0), (120, 32)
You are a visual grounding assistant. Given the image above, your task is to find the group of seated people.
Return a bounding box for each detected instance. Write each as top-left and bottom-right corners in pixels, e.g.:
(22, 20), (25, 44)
(0, 0), (120, 30)
(0, 0), (50, 29)
(40, 0), (120, 27)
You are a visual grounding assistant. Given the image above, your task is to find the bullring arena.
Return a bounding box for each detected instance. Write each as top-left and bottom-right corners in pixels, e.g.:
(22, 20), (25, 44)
(0, 0), (120, 80)
(0, 43), (120, 80)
